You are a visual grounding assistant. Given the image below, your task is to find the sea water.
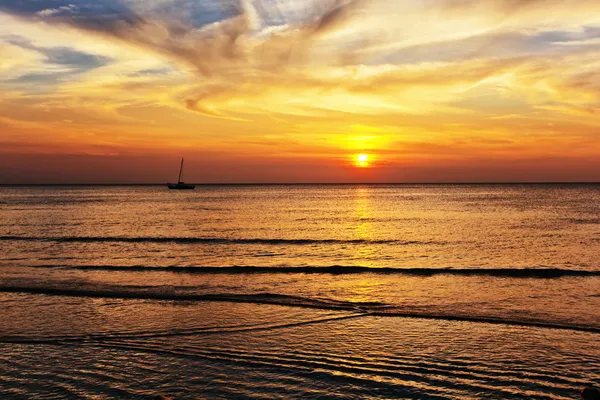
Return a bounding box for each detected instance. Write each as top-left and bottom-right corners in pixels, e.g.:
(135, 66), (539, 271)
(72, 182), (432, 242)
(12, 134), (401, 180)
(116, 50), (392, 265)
(0, 184), (598, 399)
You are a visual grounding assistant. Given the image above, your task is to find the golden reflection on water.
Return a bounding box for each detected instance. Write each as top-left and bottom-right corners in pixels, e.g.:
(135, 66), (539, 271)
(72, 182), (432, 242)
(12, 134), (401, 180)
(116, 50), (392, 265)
(353, 186), (375, 265)
(348, 186), (380, 302)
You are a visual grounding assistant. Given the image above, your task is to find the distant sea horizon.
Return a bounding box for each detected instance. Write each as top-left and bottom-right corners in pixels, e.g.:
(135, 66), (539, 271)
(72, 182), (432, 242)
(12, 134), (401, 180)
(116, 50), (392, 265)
(1, 181), (599, 186)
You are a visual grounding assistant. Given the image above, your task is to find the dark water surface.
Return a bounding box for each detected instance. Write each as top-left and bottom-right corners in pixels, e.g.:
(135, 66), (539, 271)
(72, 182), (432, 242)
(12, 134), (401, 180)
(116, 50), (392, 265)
(1, 184), (599, 399)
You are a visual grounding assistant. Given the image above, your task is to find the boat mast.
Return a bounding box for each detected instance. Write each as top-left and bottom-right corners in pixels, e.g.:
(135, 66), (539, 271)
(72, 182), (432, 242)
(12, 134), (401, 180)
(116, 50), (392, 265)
(178, 158), (184, 183)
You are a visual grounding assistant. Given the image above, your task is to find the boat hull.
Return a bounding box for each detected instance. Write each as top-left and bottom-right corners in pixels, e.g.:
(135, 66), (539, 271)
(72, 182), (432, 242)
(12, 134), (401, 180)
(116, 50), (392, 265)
(167, 184), (195, 190)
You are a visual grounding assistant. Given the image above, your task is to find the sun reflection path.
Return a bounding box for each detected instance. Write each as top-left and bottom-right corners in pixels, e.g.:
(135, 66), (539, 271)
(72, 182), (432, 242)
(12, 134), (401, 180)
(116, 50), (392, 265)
(353, 186), (375, 265)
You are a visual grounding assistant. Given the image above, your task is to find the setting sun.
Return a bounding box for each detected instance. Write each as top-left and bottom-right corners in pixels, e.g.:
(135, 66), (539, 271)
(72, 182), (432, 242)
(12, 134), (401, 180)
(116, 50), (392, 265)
(355, 154), (370, 168)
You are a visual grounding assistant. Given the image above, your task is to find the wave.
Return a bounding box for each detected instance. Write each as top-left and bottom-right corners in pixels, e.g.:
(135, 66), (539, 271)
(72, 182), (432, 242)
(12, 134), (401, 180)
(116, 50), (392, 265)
(0, 286), (385, 311)
(0, 286), (598, 334)
(0, 235), (428, 245)
(28, 264), (600, 277)
(0, 314), (365, 345)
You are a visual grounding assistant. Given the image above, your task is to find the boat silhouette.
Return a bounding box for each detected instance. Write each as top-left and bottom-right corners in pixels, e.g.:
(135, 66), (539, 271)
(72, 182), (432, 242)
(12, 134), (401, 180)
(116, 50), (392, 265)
(168, 158), (195, 190)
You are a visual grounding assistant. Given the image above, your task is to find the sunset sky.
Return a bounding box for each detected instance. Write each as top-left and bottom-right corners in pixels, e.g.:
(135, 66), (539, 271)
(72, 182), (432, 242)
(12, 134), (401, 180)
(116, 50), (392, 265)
(1, 0), (600, 183)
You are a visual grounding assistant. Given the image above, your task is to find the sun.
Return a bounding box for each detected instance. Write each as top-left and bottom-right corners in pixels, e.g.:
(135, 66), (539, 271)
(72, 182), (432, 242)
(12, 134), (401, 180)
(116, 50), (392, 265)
(355, 154), (370, 168)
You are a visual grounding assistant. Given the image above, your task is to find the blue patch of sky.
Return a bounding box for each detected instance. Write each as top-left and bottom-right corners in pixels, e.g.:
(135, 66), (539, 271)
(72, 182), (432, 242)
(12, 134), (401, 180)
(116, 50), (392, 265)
(2, 35), (114, 88)
(5, 35), (113, 70)
(126, 0), (229, 28)
(0, 0), (231, 29)
(0, 0), (143, 33)
(123, 0), (320, 30)
(46, 47), (112, 69)
(0, 0), (334, 33)
(0, 0), (124, 16)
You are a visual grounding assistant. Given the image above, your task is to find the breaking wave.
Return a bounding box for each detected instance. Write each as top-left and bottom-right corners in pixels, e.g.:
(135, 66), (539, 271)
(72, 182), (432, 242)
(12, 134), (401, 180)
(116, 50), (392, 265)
(0, 285), (598, 334)
(26, 264), (600, 277)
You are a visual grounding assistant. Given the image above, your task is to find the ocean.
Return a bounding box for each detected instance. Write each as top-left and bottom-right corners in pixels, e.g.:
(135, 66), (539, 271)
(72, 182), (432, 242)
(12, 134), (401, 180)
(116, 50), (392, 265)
(0, 184), (598, 399)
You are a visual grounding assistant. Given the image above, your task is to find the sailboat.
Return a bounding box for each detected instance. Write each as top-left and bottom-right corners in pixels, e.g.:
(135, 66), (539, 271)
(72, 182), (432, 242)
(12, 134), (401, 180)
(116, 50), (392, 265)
(168, 158), (195, 190)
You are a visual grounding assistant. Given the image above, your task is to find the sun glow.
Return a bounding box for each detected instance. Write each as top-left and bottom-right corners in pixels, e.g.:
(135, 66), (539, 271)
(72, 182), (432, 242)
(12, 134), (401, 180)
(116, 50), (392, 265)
(355, 154), (370, 168)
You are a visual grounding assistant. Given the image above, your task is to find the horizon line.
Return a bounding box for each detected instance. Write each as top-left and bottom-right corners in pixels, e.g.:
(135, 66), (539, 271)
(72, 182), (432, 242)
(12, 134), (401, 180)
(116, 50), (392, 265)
(1, 182), (599, 186)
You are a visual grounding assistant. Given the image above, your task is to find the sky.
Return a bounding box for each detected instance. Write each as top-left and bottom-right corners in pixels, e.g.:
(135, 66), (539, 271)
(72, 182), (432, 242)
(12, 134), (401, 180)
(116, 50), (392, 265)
(1, 0), (600, 183)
